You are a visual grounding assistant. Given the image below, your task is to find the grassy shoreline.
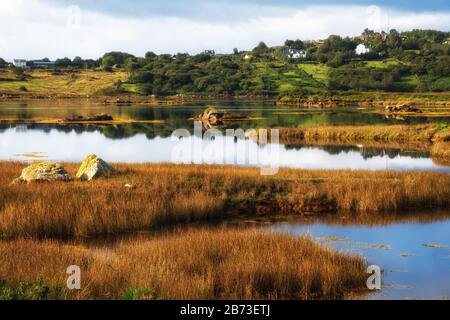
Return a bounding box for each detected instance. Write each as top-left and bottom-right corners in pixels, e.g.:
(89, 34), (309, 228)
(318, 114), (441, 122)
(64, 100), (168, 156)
(276, 124), (450, 162)
(0, 229), (367, 300)
(1, 70), (449, 106)
(1, 162), (449, 239)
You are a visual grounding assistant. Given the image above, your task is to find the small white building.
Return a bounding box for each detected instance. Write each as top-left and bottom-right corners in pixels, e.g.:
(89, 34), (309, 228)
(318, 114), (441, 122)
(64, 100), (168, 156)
(285, 49), (306, 59)
(355, 44), (371, 55)
(13, 59), (27, 68)
(204, 50), (216, 56)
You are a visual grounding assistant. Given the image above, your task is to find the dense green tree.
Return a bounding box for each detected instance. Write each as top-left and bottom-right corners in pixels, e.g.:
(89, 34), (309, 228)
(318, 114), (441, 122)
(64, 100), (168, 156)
(253, 41), (269, 53)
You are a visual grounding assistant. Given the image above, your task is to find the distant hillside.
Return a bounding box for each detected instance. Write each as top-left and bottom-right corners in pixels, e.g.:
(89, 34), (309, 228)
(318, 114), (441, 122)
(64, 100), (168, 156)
(1, 29), (449, 98)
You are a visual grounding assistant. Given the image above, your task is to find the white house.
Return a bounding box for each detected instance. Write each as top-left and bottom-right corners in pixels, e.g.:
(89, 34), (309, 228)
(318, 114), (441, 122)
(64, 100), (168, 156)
(204, 50), (216, 56)
(285, 49), (306, 59)
(13, 59), (27, 68)
(355, 44), (371, 55)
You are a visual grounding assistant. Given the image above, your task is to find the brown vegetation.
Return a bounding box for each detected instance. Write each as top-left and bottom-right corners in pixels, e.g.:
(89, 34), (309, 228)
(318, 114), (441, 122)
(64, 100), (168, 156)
(277, 124), (450, 163)
(0, 229), (367, 300)
(278, 124), (449, 144)
(1, 163), (449, 238)
(431, 142), (450, 166)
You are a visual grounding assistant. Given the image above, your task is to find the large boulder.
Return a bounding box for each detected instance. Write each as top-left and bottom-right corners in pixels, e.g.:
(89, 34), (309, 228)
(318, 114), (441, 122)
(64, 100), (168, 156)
(12, 161), (72, 184)
(76, 154), (115, 181)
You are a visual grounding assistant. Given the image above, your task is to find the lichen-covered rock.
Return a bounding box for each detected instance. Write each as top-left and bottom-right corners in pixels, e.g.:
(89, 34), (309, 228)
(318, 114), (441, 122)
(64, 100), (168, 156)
(12, 161), (72, 184)
(76, 154), (115, 181)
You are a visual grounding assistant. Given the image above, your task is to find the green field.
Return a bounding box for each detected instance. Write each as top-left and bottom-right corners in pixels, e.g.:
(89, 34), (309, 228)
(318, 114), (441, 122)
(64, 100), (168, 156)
(0, 70), (130, 96)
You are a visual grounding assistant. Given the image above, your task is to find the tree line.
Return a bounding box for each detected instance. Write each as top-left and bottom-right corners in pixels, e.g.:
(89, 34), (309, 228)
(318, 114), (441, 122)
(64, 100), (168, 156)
(1, 29), (449, 95)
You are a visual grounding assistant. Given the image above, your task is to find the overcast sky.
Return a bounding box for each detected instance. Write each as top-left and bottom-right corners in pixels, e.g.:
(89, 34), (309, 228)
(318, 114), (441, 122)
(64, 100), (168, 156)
(0, 0), (449, 60)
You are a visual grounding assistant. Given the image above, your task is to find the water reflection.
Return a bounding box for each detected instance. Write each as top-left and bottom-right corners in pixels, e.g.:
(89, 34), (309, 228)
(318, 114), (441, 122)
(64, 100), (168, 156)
(2, 127), (450, 173)
(1, 101), (449, 130)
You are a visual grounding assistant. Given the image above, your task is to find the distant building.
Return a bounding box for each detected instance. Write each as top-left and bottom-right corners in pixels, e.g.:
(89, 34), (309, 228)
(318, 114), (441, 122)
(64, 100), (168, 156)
(284, 49), (306, 59)
(29, 60), (56, 69)
(243, 53), (252, 60)
(13, 59), (56, 69)
(13, 59), (27, 68)
(355, 44), (371, 55)
(204, 50), (216, 56)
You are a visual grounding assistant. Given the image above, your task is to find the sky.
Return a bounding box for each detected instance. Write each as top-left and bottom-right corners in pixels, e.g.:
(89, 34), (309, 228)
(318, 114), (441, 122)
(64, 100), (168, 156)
(0, 0), (449, 60)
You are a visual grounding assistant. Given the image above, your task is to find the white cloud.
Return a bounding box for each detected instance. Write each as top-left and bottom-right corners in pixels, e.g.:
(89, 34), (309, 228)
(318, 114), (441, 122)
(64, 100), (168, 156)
(0, 0), (449, 60)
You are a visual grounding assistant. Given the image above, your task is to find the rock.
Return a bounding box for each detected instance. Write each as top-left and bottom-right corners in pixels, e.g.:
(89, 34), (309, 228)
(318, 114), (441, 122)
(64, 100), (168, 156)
(197, 107), (225, 123)
(12, 161), (72, 184)
(385, 103), (422, 114)
(86, 114), (114, 121)
(195, 107), (246, 127)
(76, 154), (115, 181)
(63, 113), (114, 122)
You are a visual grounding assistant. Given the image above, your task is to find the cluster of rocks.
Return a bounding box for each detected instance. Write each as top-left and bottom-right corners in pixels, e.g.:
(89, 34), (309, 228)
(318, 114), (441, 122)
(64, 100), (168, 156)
(63, 114), (114, 122)
(11, 154), (115, 184)
(385, 103), (422, 114)
(195, 107), (246, 127)
(196, 107), (227, 124)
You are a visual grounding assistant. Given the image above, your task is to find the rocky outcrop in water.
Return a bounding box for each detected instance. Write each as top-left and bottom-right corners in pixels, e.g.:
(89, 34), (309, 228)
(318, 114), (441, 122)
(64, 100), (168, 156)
(64, 113), (114, 122)
(76, 154), (115, 181)
(12, 161), (72, 184)
(385, 103), (422, 113)
(195, 107), (247, 129)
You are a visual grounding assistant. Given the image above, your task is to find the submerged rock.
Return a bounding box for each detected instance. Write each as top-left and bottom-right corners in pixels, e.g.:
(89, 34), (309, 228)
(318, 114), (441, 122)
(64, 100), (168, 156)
(76, 154), (115, 181)
(12, 161), (72, 184)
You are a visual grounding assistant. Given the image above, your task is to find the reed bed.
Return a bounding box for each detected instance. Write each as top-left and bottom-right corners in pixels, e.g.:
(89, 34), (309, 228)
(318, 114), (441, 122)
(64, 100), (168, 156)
(0, 162), (449, 238)
(431, 142), (450, 166)
(0, 228), (367, 300)
(278, 124), (449, 144)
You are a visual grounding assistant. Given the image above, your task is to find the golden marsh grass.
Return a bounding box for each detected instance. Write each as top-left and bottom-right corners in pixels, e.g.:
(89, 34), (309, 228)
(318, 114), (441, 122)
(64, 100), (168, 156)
(0, 228), (367, 300)
(0, 163), (449, 238)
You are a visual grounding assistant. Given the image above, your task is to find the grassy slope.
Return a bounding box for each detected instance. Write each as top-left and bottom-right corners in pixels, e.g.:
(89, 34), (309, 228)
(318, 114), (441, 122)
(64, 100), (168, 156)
(252, 61), (325, 95)
(0, 69), (129, 97)
(297, 63), (330, 85)
(1, 61), (448, 101)
(1, 163), (449, 238)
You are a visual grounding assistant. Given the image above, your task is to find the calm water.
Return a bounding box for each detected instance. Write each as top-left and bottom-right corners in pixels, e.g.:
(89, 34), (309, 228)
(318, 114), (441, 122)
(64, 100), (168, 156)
(1, 102), (449, 172)
(272, 216), (450, 300)
(1, 101), (449, 300)
(2, 128), (449, 172)
(1, 101), (449, 130)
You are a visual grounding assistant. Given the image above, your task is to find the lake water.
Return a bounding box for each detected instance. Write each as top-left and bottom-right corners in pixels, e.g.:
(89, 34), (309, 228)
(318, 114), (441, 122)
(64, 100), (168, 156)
(1, 101), (449, 300)
(272, 214), (450, 300)
(1, 102), (449, 172)
(80, 212), (450, 300)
